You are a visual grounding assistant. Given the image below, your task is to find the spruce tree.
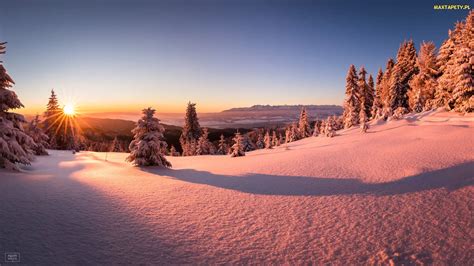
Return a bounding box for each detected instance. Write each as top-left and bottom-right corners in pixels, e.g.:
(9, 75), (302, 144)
(366, 74), (375, 118)
(435, 22), (465, 108)
(255, 131), (265, 149)
(217, 134), (228, 155)
(449, 11), (473, 113)
(408, 41), (438, 111)
(324, 117), (335, 138)
(169, 145), (179, 156)
(43, 89), (61, 148)
(110, 136), (122, 152)
(241, 133), (256, 152)
(297, 107), (311, 138)
(264, 130), (272, 149)
(271, 131), (279, 147)
(196, 128), (215, 155)
(230, 132), (245, 157)
(179, 102), (202, 156)
(26, 115), (49, 155)
(381, 58), (395, 111)
(312, 121), (320, 137)
(371, 68), (384, 118)
(388, 40), (418, 112)
(357, 67), (370, 119)
(126, 108), (171, 167)
(342, 65), (360, 128)
(0, 42), (35, 169)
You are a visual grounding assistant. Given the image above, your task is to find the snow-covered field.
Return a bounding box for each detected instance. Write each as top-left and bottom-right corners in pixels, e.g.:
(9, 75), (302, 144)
(1, 110), (473, 264)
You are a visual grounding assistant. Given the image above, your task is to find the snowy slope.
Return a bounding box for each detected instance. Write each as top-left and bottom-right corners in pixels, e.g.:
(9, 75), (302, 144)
(0, 110), (473, 264)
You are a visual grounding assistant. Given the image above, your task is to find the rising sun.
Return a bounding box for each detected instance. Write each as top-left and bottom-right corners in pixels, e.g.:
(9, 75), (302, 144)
(63, 103), (76, 116)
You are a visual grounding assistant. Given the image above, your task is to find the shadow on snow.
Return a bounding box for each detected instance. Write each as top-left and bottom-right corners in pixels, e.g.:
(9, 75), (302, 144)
(143, 161), (474, 196)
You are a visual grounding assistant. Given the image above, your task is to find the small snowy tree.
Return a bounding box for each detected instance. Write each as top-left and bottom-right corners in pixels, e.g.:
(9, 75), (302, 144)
(0, 43), (35, 169)
(312, 121), (319, 137)
(126, 108), (171, 167)
(241, 133), (256, 152)
(297, 107), (311, 138)
(343, 65), (360, 128)
(271, 131), (279, 147)
(110, 136), (122, 152)
(324, 117), (335, 138)
(179, 102), (202, 156)
(196, 128), (215, 155)
(255, 131), (265, 149)
(26, 115), (49, 155)
(285, 123), (298, 143)
(169, 145), (179, 156)
(230, 132), (245, 157)
(264, 130), (272, 149)
(217, 134), (228, 155)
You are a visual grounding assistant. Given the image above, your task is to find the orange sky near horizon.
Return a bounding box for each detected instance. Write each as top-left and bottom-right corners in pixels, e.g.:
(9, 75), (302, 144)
(19, 95), (340, 117)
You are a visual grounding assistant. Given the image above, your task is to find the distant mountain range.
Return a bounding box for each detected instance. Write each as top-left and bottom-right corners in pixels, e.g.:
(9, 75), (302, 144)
(222, 104), (342, 113)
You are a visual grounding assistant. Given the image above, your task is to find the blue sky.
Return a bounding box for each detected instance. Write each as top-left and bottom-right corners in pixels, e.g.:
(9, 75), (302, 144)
(0, 0), (470, 113)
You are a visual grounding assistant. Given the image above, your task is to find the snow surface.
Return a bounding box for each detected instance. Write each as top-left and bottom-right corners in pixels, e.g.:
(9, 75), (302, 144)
(1, 110), (473, 264)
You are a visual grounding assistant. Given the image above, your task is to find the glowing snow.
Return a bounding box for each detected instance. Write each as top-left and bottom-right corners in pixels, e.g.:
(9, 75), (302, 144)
(0, 110), (472, 264)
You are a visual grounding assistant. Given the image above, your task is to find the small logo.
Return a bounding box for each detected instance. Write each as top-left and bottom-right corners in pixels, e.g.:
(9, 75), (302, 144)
(4, 252), (20, 263)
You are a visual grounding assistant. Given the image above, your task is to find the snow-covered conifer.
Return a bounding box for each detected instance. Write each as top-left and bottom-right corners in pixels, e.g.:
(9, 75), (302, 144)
(110, 136), (122, 152)
(388, 40), (418, 112)
(358, 67), (369, 119)
(43, 89), (61, 148)
(366, 74), (375, 118)
(297, 107), (311, 138)
(324, 117), (335, 138)
(271, 131), (279, 146)
(381, 59), (395, 110)
(0, 42), (35, 169)
(264, 131), (272, 149)
(342, 65), (360, 128)
(26, 115), (49, 155)
(408, 41), (438, 111)
(230, 132), (245, 157)
(255, 131), (265, 149)
(169, 145), (179, 156)
(435, 22), (465, 108)
(179, 102), (202, 156)
(126, 108), (171, 167)
(312, 121), (319, 137)
(217, 134), (228, 155)
(371, 68), (384, 118)
(196, 128), (215, 155)
(448, 12), (473, 113)
(241, 133), (255, 152)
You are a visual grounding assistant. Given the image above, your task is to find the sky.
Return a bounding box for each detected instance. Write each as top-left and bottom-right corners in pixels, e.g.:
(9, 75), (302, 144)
(0, 0), (470, 115)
